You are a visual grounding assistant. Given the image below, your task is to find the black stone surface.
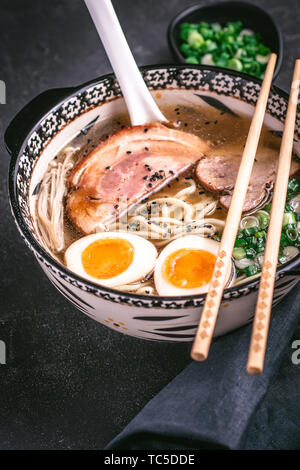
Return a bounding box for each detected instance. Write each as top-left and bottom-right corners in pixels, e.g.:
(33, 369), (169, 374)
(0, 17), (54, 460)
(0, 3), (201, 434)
(0, 0), (299, 450)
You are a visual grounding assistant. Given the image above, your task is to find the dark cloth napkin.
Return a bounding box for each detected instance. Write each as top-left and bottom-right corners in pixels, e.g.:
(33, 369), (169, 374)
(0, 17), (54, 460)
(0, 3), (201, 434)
(106, 282), (300, 450)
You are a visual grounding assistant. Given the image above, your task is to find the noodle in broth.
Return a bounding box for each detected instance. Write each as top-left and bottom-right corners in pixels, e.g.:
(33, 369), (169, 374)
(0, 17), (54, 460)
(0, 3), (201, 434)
(33, 103), (299, 295)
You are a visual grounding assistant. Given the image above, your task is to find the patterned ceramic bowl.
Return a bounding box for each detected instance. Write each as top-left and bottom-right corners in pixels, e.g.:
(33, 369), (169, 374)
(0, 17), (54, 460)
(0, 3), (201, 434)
(6, 65), (300, 341)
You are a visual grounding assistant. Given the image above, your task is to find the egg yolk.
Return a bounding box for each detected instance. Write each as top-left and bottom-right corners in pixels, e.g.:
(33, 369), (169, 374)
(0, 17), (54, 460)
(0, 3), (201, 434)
(163, 248), (216, 289)
(81, 238), (134, 279)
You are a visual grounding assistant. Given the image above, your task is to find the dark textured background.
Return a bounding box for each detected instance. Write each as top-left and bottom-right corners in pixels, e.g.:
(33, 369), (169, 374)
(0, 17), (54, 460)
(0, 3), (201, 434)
(0, 0), (299, 450)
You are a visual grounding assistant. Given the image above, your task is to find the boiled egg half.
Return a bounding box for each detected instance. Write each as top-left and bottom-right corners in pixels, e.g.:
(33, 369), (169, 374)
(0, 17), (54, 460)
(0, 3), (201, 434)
(154, 235), (232, 296)
(65, 232), (157, 287)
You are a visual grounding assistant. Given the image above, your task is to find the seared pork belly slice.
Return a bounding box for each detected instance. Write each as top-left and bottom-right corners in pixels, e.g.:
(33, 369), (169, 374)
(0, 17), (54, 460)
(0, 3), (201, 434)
(196, 146), (300, 213)
(67, 123), (209, 234)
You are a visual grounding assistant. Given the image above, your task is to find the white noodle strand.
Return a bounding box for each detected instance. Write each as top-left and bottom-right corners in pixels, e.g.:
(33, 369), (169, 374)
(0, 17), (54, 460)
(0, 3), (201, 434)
(36, 147), (78, 253)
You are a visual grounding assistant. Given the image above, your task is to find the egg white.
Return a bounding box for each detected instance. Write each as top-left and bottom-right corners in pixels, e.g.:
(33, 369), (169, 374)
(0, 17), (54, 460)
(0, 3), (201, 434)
(65, 232), (157, 287)
(154, 235), (232, 296)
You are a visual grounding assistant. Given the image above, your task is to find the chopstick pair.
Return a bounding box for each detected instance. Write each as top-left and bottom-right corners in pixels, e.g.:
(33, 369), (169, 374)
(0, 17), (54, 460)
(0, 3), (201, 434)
(191, 54), (300, 374)
(247, 59), (300, 374)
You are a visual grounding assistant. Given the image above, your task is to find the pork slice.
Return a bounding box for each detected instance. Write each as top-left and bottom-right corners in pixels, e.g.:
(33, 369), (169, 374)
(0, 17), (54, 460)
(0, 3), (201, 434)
(67, 123), (209, 234)
(196, 146), (300, 213)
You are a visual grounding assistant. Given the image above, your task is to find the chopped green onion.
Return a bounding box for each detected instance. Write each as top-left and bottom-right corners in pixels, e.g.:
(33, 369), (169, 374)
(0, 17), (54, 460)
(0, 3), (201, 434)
(286, 228), (298, 243)
(241, 28), (254, 37)
(245, 236), (258, 246)
(246, 248), (256, 259)
(255, 253), (265, 267)
(254, 230), (266, 240)
(234, 258), (255, 270)
(235, 237), (247, 247)
(233, 247), (246, 260)
(263, 203), (272, 212)
(283, 246), (299, 261)
(257, 43), (270, 56)
(256, 244), (265, 253)
(215, 56), (229, 67)
(234, 48), (243, 59)
(244, 265), (258, 277)
(280, 232), (290, 247)
(289, 194), (300, 215)
(228, 58), (243, 71)
(243, 226), (259, 236)
(283, 212), (296, 226)
(278, 254), (287, 265)
(240, 215), (259, 230)
(180, 43), (194, 56)
(204, 39), (218, 52)
(257, 210), (269, 229)
(179, 21), (273, 78)
(285, 203), (293, 212)
(187, 30), (204, 49)
(201, 53), (215, 65)
(256, 53), (270, 64)
(186, 56), (199, 64)
(288, 178), (300, 193)
(211, 22), (221, 32)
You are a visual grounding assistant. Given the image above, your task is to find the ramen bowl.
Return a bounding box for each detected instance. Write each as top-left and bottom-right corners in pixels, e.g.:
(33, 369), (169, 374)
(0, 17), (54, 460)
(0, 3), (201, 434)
(6, 65), (300, 341)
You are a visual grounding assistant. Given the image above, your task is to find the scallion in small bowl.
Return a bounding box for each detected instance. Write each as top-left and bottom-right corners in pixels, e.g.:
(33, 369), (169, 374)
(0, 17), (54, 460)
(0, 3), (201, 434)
(179, 20), (272, 79)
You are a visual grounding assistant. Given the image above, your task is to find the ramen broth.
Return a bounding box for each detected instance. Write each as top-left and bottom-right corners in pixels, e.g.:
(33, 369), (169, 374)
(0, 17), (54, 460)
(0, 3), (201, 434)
(34, 103), (299, 295)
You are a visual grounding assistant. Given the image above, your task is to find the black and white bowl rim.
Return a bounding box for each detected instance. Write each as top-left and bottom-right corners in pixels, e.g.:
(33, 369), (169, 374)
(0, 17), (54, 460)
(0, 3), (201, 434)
(8, 64), (300, 308)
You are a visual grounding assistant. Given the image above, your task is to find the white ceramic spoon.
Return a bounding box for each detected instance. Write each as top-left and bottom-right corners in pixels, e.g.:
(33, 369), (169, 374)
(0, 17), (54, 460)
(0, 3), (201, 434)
(84, 0), (166, 126)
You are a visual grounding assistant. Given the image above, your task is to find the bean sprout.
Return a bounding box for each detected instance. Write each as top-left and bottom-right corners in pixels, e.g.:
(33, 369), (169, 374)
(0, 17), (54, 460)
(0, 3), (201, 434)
(116, 281), (154, 295)
(36, 147), (77, 253)
(234, 273), (261, 286)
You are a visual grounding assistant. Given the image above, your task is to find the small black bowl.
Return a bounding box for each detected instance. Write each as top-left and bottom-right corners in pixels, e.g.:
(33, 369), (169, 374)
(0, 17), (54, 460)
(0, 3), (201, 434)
(167, 1), (283, 79)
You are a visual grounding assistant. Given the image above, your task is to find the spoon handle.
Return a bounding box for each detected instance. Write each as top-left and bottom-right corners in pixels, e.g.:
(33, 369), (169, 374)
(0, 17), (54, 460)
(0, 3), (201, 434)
(85, 0), (166, 126)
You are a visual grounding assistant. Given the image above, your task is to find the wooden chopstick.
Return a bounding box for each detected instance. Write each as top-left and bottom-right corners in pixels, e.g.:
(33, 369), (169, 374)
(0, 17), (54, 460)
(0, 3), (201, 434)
(247, 60), (300, 375)
(191, 53), (277, 362)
